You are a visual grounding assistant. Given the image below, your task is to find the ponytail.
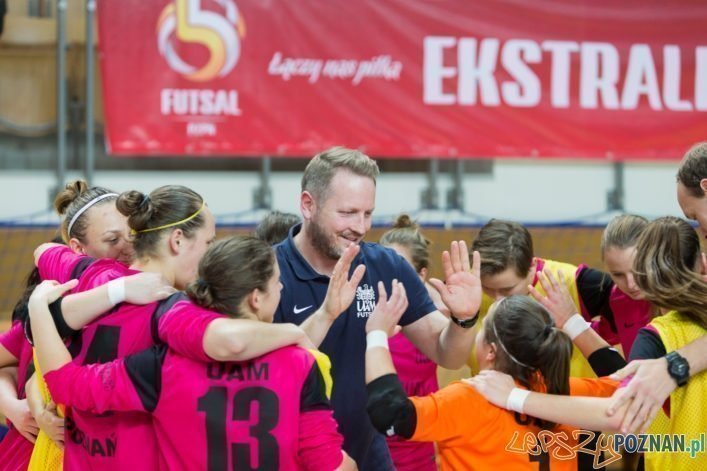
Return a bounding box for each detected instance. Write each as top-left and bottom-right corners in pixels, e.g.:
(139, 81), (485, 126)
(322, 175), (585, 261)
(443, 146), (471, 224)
(484, 296), (572, 429)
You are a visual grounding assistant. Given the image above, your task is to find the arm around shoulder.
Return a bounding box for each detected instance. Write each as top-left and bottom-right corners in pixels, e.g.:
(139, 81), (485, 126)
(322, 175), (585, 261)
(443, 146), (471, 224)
(203, 318), (312, 362)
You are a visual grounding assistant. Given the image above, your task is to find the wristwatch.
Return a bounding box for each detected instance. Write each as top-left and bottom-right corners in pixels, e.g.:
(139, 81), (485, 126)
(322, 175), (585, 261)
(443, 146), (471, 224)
(450, 312), (479, 329)
(665, 351), (690, 387)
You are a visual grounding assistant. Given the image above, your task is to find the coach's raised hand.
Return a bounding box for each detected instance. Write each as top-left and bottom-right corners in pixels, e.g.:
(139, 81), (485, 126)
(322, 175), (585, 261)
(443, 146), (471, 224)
(429, 241), (481, 320)
(302, 243), (366, 346)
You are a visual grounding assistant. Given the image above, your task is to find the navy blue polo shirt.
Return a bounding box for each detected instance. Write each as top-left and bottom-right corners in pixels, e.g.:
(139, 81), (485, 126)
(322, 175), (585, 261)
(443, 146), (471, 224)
(274, 224), (437, 470)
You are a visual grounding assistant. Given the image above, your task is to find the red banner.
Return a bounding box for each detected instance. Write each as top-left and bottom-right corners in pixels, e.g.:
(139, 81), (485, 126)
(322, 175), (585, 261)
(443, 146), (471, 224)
(97, 0), (707, 159)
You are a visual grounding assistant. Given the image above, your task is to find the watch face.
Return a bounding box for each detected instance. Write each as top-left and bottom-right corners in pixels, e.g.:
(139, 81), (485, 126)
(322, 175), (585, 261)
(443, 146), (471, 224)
(673, 363), (688, 376)
(668, 354), (689, 384)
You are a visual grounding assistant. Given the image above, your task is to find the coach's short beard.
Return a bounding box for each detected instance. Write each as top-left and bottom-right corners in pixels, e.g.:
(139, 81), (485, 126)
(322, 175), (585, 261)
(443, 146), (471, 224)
(309, 217), (342, 260)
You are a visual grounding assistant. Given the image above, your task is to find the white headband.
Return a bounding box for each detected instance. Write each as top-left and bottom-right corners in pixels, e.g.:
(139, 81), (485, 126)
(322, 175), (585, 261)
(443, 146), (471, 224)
(67, 193), (119, 238)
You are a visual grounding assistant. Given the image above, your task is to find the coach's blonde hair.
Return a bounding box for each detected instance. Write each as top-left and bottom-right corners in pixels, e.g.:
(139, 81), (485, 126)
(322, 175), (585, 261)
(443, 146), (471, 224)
(633, 216), (707, 329)
(301, 146), (379, 202)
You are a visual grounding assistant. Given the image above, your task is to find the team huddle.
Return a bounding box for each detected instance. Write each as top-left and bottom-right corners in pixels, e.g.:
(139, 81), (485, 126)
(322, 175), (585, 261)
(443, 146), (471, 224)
(0, 144), (706, 470)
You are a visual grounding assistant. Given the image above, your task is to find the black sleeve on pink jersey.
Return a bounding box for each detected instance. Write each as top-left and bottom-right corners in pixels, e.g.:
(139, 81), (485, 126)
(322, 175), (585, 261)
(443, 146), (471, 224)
(587, 347), (627, 377)
(150, 292), (188, 344)
(628, 328), (666, 361)
(300, 361), (331, 412)
(366, 374), (416, 439)
(25, 256), (96, 345)
(124, 344), (167, 413)
(70, 256), (96, 279)
(576, 266), (616, 331)
(49, 297), (81, 338)
(23, 298), (78, 346)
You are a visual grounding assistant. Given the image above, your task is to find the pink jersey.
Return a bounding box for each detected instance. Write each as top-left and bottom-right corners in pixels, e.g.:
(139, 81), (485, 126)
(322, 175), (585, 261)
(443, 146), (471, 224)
(37, 244), (93, 283)
(608, 286), (653, 355)
(0, 322), (35, 470)
(0, 321), (24, 360)
(155, 299), (222, 363)
(45, 345), (344, 471)
(38, 246), (159, 470)
(387, 333), (438, 471)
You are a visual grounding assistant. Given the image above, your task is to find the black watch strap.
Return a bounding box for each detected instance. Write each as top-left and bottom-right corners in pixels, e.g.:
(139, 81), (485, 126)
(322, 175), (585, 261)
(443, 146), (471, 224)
(665, 351), (690, 387)
(450, 313), (478, 329)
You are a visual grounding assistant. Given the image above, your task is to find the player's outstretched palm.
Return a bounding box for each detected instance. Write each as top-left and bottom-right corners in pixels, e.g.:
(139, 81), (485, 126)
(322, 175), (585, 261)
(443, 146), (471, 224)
(321, 244), (366, 321)
(528, 269), (577, 328)
(429, 241), (481, 319)
(366, 280), (408, 336)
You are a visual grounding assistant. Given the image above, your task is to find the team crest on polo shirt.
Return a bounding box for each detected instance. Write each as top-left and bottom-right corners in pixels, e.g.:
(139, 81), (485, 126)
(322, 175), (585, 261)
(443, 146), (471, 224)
(356, 284), (376, 318)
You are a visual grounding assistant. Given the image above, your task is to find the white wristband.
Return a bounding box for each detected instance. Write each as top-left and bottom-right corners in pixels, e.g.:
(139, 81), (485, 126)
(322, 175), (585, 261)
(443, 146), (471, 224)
(506, 388), (531, 414)
(562, 313), (590, 340)
(107, 278), (126, 305)
(366, 330), (389, 351)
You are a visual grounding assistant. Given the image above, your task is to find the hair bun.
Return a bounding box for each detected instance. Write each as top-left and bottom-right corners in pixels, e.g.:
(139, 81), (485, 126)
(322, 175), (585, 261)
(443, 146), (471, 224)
(393, 214), (418, 230)
(116, 190), (154, 232)
(53, 180), (89, 215)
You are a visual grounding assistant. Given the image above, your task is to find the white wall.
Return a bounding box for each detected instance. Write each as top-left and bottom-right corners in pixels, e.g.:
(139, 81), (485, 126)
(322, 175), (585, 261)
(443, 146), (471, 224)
(0, 160), (684, 224)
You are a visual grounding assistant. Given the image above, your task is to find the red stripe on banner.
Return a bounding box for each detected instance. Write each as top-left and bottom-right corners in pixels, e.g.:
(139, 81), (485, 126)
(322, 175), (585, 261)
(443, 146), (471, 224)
(97, 0), (707, 159)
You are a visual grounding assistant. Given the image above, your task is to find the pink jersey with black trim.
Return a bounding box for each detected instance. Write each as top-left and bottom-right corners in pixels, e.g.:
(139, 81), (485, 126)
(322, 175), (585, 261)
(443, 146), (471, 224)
(38, 246), (160, 470)
(45, 345), (344, 471)
(387, 333), (438, 471)
(37, 245), (88, 283)
(0, 322), (35, 470)
(608, 286), (652, 355)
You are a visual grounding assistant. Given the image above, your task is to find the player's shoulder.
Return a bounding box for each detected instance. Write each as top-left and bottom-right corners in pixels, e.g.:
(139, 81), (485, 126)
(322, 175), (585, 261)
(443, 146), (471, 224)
(265, 345), (316, 363)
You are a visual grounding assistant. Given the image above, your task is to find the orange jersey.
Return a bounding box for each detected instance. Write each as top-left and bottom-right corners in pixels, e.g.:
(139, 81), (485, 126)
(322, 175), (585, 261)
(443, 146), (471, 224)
(409, 377), (618, 471)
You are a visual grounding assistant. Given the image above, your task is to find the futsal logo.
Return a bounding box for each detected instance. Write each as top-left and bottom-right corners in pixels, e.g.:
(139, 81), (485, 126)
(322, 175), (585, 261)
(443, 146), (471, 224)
(356, 284), (376, 318)
(157, 0), (246, 82)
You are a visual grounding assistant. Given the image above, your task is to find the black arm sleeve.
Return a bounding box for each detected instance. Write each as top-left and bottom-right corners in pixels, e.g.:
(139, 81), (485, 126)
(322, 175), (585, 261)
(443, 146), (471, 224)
(366, 374), (417, 439)
(50, 297), (82, 338)
(628, 328), (666, 361)
(23, 297), (81, 346)
(576, 267), (617, 331)
(124, 344), (167, 413)
(587, 347), (627, 377)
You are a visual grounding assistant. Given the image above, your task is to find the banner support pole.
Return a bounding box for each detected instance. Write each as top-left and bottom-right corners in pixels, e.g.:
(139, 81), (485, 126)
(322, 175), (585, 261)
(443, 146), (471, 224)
(52, 0), (68, 205)
(84, 0), (96, 185)
(253, 156), (273, 209)
(421, 158), (440, 210)
(606, 161), (625, 212)
(447, 159), (465, 210)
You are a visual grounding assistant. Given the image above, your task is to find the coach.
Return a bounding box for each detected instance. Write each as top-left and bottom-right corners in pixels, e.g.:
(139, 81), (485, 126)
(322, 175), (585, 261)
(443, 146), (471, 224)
(274, 147), (481, 470)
